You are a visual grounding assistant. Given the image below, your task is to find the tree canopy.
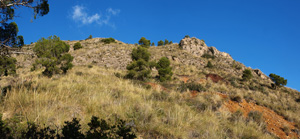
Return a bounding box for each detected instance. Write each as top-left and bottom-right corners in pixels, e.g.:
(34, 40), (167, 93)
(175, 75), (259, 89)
(0, 0), (49, 77)
(138, 37), (151, 48)
(269, 73), (287, 88)
(32, 36), (73, 77)
(156, 57), (173, 82)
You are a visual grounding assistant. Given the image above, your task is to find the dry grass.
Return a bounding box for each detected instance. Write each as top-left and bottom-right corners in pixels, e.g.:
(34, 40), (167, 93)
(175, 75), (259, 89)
(0, 66), (275, 138)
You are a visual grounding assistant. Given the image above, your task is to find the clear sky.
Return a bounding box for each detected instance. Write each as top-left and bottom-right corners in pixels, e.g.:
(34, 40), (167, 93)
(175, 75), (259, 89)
(13, 0), (300, 91)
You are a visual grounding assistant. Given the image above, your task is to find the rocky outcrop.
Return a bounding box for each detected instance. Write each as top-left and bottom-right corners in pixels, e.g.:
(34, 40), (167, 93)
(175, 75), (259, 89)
(179, 37), (232, 59)
(253, 69), (268, 80)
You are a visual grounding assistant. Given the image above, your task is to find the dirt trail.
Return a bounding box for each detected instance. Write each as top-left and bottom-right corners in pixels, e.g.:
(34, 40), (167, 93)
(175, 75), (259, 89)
(220, 96), (300, 139)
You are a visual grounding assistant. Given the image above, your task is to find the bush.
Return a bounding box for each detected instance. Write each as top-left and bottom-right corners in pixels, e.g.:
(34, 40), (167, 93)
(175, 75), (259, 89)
(101, 37), (116, 44)
(248, 111), (263, 124)
(0, 114), (12, 138)
(230, 94), (243, 103)
(184, 35), (190, 38)
(156, 57), (173, 82)
(206, 61), (213, 68)
(269, 73), (287, 89)
(87, 35), (92, 40)
(164, 39), (169, 45)
(157, 40), (164, 46)
(73, 42), (83, 50)
(242, 69), (253, 81)
(179, 82), (206, 92)
(0, 56), (16, 76)
(201, 53), (215, 59)
(126, 46), (151, 80)
(32, 35), (73, 77)
(138, 37), (150, 48)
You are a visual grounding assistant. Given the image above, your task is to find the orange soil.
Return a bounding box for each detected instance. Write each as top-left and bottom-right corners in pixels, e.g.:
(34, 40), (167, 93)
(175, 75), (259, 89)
(221, 97), (300, 139)
(146, 80), (300, 139)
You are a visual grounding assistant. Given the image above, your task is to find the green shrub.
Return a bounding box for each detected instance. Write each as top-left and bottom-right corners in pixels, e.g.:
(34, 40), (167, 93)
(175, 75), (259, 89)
(247, 111), (263, 124)
(101, 37), (116, 44)
(0, 56), (16, 76)
(179, 82), (206, 92)
(206, 61), (213, 68)
(32, 35), (73, 77)
(164, 39), (169, 45)
(87, 35), (92, 40)
(126, 46), (151, 80)
(184, 35), (190, 38)
(269, 73), (287, 89)
(73, 42), (82, 50)
(17, 116), (136, 139)
(228, 109), (244, 122)
(138, 37), (150, 48)
(156, 57), (173, 82)
(230, 94), (243, 103)
(157, 40), (164, 46)
(201, 54), (215, 59)
(242, 69), (253, 81)
(0, 114), (12, 138)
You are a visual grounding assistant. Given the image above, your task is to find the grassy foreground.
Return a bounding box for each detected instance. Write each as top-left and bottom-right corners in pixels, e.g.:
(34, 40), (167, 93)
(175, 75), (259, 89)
(0, 65), (275, 138)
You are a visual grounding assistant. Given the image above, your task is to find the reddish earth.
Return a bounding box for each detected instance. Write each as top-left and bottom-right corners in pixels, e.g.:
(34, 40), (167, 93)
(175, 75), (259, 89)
(177, 75), (190, 83)
(206, 74), (224, 83)
(220, 96), (300, 139)
(147, 78), (300, 139)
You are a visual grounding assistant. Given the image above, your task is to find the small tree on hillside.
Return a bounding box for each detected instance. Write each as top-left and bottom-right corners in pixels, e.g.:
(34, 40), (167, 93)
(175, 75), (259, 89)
(156, 57), (173, 82)
(0, 56), (17, 76)
(169, 41), (173, 44)
(269, 73), (287, 89)
(138, 37), (150, 48)
(151, 42), (155, 46)
(164, 39), (169, 45)
(32, 36), (73, 77)
(157, 40), (164, 46)
(73, 42), (82, 50)
(101, 37), (116, 44)
(242, 69), (253, 81)
(87, 35), (93, 40)
(126, 46), (151, 80)
(206, 61), (213, 68)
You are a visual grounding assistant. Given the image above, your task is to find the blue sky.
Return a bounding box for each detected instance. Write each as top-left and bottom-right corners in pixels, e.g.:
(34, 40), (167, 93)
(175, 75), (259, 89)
(13, 0), (300, 91)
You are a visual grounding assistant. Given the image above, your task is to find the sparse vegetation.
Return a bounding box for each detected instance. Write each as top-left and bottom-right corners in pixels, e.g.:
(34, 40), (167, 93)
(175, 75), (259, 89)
(206, 61), (213, 68)
(156, 57), (173, 82)
(138, 37), (151, 48)
(0, 56), (16, 76)
(126, 46), (151, 80)
(201, 53), (215, 59)
(0, 36), (299, 139)
(157, 40), (164, 46)
(164, 39), (169, 45)
(73, 42), (83, 50)
(101, 37), (116, 44)
(32, 35), (73, 77)
(242, 69), (253, 81)
(87, 35), (93, 40)
(269, 73), (287, 89)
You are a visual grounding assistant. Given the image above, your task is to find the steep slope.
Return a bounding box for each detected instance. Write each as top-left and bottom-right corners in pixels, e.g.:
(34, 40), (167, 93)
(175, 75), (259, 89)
(1, 37), (300, 138)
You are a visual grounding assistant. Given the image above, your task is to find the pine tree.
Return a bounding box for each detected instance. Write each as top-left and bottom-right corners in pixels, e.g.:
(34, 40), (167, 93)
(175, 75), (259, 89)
(156, 57), (173, 82)
(32, 36), (73, 77)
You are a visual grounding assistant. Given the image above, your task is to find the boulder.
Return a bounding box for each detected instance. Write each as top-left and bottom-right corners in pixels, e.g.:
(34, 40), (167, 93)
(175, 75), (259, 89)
(253, 69), (268, 79)
(179, 37), (232, 59)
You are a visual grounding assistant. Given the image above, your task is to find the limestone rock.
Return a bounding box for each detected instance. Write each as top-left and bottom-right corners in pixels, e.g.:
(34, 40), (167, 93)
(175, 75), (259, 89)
(179, 37), (232, 59)
(253, 69), (268, 79)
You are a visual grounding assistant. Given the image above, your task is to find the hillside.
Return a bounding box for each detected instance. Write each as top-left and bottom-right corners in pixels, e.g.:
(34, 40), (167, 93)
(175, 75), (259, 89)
(1, 36), (300, 138)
